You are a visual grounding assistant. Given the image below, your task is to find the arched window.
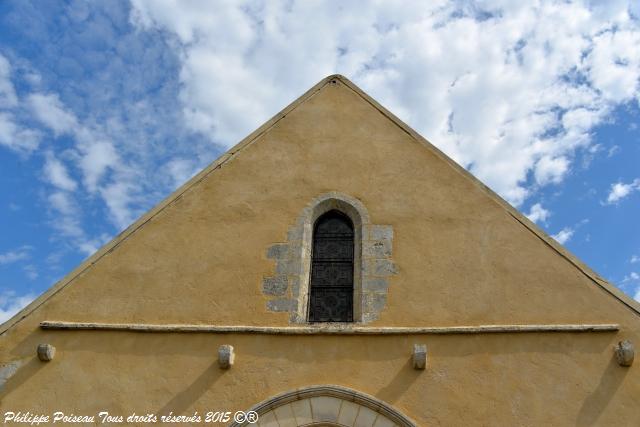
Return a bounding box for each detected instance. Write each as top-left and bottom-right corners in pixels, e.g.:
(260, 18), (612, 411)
(308, 210), (354, 322)
(263, 192), (396, 324)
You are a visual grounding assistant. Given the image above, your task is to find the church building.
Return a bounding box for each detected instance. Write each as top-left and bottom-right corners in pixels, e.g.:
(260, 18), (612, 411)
(1, 75), (638, 426)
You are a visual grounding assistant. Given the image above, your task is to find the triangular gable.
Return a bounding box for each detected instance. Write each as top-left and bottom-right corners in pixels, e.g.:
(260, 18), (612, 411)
(2, 74), (638, 336)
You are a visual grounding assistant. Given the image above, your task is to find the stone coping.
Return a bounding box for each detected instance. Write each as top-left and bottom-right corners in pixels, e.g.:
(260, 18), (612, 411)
(40, 321), (619, 334)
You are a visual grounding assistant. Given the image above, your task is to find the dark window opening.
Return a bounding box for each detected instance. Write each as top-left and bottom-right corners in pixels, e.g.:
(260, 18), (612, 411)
(308, 210), (354, 322)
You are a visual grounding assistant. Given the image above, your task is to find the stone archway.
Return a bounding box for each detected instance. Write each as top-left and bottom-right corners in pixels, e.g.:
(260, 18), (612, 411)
(230, 385), (416, 427)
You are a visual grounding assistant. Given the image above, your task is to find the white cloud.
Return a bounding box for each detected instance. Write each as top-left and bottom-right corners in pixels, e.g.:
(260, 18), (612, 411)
(48, 191), (76, 217)
(586, 28), (640, 103)
(607, 145), (620, 157)
(77, 139), (119, 193)
(624, 272), (640, 282)
(25, 88), (134, 233)
(45, 188), (107, 257)
(130, 0), (640, 207)
(0, 290), (37, 323)
(4, 1), (640, 281)
(534, 156), (569, 186)
(623, 272), (640, 302)
(606, 179), (640, 204)
(166, 158), (199, 188)
(552, 227), (574, 245)
(99, 178), (139, 230)
(27, 93), (78, 136)
(47, 191), (84, 239)
(43, 152), (77, 192)
(0, 246), (32, 265)
(0, 53), (18, 108)
(23, 264), (38, 280)
(631, 255), (640, 264)
(0, 55), (43, 155)
(76, 233), (111, 257)
(526, 203), (550, 224)
(1, 52), (127, 230)
(0, 112), (41, 154)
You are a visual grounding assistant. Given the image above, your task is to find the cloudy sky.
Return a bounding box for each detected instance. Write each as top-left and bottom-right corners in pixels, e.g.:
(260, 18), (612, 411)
(1, 0), (639, 321)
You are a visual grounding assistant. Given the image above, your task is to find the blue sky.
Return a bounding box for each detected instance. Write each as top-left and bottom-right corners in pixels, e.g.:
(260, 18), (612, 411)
(1, 0), (639, 321)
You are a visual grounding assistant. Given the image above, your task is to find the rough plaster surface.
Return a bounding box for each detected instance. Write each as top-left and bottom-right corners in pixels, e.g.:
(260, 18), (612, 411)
(0, 359), (25, 391)
(0, 76), (639, 425)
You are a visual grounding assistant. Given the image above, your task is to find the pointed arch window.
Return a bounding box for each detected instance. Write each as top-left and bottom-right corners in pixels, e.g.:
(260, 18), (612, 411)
(308, 210), (354, 322)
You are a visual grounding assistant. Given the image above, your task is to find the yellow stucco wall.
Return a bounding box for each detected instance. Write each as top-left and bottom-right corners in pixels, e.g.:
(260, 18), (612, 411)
(1, 76), (639, 425)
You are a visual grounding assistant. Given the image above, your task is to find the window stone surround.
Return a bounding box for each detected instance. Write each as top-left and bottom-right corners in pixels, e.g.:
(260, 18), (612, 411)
(263, 192), (397, 324)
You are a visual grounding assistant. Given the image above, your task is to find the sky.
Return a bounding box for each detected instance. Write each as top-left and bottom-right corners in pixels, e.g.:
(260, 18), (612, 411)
(0, 0), (639, 322)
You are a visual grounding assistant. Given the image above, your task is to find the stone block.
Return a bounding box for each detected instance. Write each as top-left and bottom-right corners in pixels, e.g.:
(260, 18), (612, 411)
(276, 259), (302, 275)
(365, 259), (398, 276)
(337, 400), (359, 426)
(262, 275), (288, 296)
(354, 406), (378, 427)
(287, 226), (304, 241)
(363, 292), (387, 313)
(413, 344), (427, 370)
(218, 344), (235, 369)
(37, 344), (55, 362)
(273, 403), (297, 427)
(288, 243), (306, 261)
(289, 276), (300, 296)
(363, 239), (393, 258)
(374, 259), (398, 275)
(362, 312), (380, 323)
(615, 340), (634, 366)
(266, 243), (289, 259)
(290, 398), (313, 426)
(362, 277), (389, 292)
(373, 416), (396, 427)
(310, 396), (341, 423)
(368, 225), (393, 241)
(267, 298), (295, 312)
(275, 260), (288, 274)
(257, 410), (278, 427)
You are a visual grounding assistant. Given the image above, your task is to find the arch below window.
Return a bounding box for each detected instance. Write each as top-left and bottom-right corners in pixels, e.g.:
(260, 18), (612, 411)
(229, 385), (417, 427)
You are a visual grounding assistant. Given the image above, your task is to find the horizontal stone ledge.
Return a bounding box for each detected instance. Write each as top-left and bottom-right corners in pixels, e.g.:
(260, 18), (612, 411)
(40, 321), (620, 334)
